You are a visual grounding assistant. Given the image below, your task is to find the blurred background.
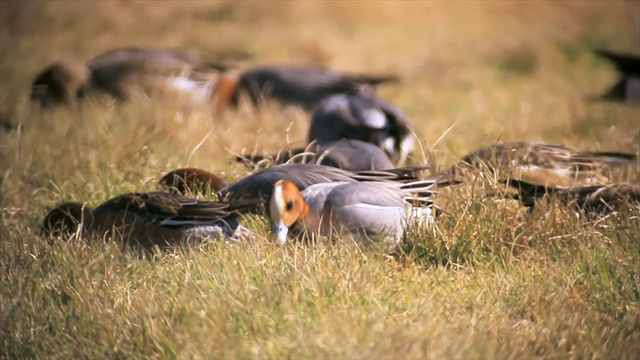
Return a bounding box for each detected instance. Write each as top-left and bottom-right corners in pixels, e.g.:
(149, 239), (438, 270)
(0, 0), (638, 202)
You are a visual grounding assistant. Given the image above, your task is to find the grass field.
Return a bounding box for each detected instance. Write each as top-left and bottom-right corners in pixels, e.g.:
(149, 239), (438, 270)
(1, 1), (639, 358)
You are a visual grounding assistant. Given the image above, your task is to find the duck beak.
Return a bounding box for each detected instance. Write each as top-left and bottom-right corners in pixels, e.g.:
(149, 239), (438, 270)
(270, 220), (289, 245)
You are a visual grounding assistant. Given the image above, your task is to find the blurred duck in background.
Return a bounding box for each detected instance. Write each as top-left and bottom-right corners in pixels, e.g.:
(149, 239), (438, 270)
(594, 49), (640, 103)
(309, 94), (415, 165)
(235, 139), (394, 172)
(30, 47), (232, 108)
(214, 64), (398, 111)
(445, 141), (639, 185)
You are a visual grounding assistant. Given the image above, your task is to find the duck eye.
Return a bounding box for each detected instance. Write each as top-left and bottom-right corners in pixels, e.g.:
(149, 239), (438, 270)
(286, 200), (294, 211)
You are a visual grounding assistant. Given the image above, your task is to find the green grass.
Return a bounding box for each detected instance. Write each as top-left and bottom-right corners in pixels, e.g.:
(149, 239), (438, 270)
(1, 1), (639, 359)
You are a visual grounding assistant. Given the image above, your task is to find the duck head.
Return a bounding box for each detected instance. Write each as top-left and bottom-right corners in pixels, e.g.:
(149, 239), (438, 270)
(268, 180), (309, 244)
(31, 60), (89, 108)
(41, 202), (93, 239)
(159, 167), (227, 195)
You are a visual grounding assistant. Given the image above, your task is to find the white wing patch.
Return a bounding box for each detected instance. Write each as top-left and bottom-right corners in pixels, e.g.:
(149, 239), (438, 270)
(166, 76), (211, 101)
(361, 108), (387, 129)
(167, 76), (202, 90)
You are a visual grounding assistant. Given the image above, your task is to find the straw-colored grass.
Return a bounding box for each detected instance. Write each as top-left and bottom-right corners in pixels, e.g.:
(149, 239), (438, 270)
(1, 1), (639, 358)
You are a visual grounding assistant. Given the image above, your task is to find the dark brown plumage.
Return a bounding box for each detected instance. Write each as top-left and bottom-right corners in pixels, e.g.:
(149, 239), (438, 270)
(447, 141), (639, 184)
(41, 192), (258, 251)
(503, 179), (640, 216)
(159, 167), (227, 195)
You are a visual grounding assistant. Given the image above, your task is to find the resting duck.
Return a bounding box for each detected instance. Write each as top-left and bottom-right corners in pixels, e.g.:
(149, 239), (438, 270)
(41, 191), (259, 251)
(446, 141), (639, 184)
(503, 180), (640, 216)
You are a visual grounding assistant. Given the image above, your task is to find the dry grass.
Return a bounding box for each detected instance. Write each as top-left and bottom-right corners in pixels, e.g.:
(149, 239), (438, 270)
(1, 1), (639, 358)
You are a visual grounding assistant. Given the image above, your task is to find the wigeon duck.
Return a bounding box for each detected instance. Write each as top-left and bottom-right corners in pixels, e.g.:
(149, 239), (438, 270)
(446, 141), (639, 184)
(159, 167), (227, 195)
(268, 178), (451, 247)
(236, 139), (394, 171)
(218, 163), (431, 203)
(217, 64), (398, 111)
(31, 47), (230, 107)
(503, 179), (640, 216)
(594, 49), (640, 102)
(309, 94), (414, 165)
(41, 191), (259, 251)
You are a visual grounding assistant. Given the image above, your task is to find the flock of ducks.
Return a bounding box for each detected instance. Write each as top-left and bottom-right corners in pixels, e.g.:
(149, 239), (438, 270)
(31, 46), (639, 254)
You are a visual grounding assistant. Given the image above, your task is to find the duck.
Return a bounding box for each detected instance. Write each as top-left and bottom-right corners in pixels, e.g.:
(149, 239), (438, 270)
(41, 191), (259, 251)
(235, 139), (394, 172)
(267, 178), (452, 248)
(309, 94), (414, 165)
(30, 47), (231, 107)
(159, 167), (227, 195)
(158, 163), (357, 201)
(594, 49), (640, 103)
(446, 141), (639, 184)
(503, 179), (640, 216)
(218, 163), (432, 203)
(215, 64), (398, 111)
